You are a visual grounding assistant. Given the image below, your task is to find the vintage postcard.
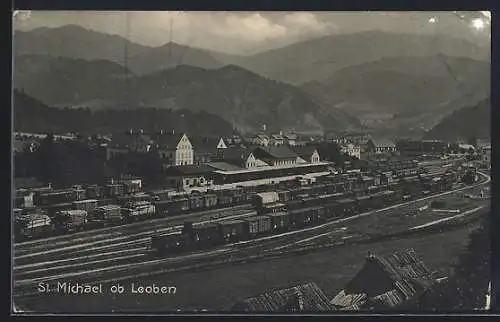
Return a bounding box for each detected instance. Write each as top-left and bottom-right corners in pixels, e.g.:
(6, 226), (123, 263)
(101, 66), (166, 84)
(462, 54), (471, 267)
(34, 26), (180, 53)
(11, 11), (491, 314)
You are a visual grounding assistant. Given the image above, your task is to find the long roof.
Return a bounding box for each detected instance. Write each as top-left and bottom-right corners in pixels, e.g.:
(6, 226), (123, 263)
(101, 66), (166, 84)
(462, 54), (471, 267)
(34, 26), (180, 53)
(331, 249), (435, 310)
(232, 282), (336, 312)
(254, 146), (299, 160)
(370, 139), (396, 148)
(163, 164), (214, 176)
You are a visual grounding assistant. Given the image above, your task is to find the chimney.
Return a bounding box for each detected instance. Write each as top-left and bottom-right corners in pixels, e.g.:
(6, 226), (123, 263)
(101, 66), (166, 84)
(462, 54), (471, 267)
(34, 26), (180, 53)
(47, 182), (52, 189)
(172, 129), (175, 135)
(160, 129), (164, 135)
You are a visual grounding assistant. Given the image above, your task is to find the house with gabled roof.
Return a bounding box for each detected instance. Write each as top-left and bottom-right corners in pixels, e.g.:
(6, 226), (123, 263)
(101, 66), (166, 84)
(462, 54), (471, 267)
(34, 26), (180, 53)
(232, 282), (336, 312)
(365, 139), (397, 156)
(190, 137), (228, 165)
(152, 130), (193, 166)
(331, 249), (437, 311)
(293, 146), (321, 164)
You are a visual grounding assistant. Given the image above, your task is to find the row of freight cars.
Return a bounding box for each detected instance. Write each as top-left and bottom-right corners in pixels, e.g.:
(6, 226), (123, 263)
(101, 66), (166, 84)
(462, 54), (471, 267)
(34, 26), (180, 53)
(14, 170), (462, 241)
(150, 189), (402, 254)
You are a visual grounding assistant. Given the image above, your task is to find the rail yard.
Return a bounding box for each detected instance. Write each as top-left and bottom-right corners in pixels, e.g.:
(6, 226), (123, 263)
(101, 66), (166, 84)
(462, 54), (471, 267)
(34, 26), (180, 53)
(13, 160), (490, 311)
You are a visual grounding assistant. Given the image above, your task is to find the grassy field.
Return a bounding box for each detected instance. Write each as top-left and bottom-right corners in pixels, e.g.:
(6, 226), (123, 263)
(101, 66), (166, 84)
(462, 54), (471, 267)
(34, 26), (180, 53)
(15, 222), (483, 313)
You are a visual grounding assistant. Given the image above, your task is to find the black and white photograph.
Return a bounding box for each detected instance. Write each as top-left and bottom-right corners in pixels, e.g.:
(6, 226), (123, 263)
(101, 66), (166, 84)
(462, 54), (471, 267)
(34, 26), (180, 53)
(11, 10), (491, 313)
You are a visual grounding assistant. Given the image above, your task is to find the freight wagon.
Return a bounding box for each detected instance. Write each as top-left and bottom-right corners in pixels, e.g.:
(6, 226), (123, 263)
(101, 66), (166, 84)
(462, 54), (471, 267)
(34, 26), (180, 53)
(54, 210), (88, 232)
(85, 184), (102, 199)
(203, 193), (218, 209)
(15, 213), (53, 240)
(116, 193), (151, 206)
(188, 194), (205, 211)
(73, 199), (98, 213)
(218, 219), (248, 242)
(43, 202), (74, 216)
(268, 211), (291, 232)
(245, 215), (272, 237)
(151, 233), (192, 254)
(91, 205), (122, 225)
(185, 223), (222, 248)
(121, 201), (155, 221)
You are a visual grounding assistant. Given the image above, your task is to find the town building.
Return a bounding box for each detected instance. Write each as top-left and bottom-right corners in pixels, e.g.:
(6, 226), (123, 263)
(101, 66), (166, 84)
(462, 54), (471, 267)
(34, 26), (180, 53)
(365, 139), (397, 156)
(284, 133), (297, 146)
(253, 146), (299, 167)
(294, 146), (321, 164)
(252, 134), (270, 147)
(153, 131), (193, 166)
(106, 130), (153, 159)
(396, 139), (448, 157)
(162, 165), (214, 192)
(191, 137), (228, 165)
(269, 132), (285, 146)
(341, 143), (361, 160)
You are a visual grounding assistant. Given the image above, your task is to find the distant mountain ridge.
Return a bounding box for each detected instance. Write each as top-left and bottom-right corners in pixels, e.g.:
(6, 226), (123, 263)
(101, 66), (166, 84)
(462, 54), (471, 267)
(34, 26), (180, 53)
(424, 99), (491, 141)
(13, 55), (362, 134)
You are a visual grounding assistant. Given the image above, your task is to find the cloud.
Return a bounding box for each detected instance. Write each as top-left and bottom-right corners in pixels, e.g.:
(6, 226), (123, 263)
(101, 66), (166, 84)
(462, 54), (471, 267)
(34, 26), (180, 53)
(12, 11), (489, 54)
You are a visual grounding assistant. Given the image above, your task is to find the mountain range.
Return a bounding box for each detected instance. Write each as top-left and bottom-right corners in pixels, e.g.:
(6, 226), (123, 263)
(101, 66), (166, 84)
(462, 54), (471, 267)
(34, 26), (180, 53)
(13, 25), (491, 137)
(14, 55), (361, 134)
(424, 98), (491, 141)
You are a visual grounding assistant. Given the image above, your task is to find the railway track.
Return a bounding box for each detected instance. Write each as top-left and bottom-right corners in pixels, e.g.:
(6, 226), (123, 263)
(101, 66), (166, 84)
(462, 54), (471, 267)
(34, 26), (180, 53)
(13, 171), (490, 298)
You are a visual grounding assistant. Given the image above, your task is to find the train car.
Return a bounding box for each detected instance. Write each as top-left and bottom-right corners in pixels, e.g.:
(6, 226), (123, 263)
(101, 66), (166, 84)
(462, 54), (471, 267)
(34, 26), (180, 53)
(277, 190), (291, 203)
(245, 215), (272, 237)
(203, 193), (218, 209)
(260, 202), (287, 214)
(43, 202), (74, 217)
(289, 206), (326, 228)
(85, 184), (102, 199)
(117, 193), (152, 206)
(356, 195), (373, 212)
(253, 192), (279, 208)
(54, 209), (88, 232)
(218, 219), (248, 242)
(336, 198), (357, 217)
(170, 198), (190, 213)
(15, 213), (53, 240)
(154, 200), (174, 217)
(38, 190), (79, 206)
(72, 199), (98, 213)
(121, 201), (156, 221)
(122, 181), (141, 195)
(217, 192), (234, 207)
(151, 233), (191, 254)
(189, 194), (205, 211)
(268, 211), (291, 232)
(91, 205), (122, 224)
(187, 223), (223, 248)
(102, 183), (125, 198)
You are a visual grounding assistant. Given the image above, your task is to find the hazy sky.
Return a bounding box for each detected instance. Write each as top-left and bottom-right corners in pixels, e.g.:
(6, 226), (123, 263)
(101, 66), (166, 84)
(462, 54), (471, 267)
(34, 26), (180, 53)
(13, 11), (491, 55)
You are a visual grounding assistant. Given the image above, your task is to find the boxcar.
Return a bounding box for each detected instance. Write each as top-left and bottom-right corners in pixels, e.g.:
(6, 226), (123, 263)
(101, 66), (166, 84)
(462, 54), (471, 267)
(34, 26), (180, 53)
(189, 194), (204, 211)
(73, 199), (98, 213)
(356, 195), (373, 212)
(277, 190), (291, 203)
(54, 210), (88, 232)
(189, 223), (223, 247)
(203, 193), (218, 209)
(91, 205), (122, 224)
(268, 212), (291, 232)
(245, 215), (272, 236)
(121, 202), (156, 221)
(15, 213), (53, 240)
(336, 198), (357, 217)
(85, 185), (102, 199)
(218, 220), (248, 242)
(154, 200), (173, 217)
(151, 233), (191, 254)
(171, 198), (190, 213)
(43, 202), (74, 217)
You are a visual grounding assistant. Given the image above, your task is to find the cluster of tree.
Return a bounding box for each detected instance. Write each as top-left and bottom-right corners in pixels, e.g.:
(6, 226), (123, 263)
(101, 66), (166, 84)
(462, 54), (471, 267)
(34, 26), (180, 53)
(409, 216), (491, 310)
(313, 142), (360, 168)
(14, 134), (170, 188)
(14, 90), (236, 138)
